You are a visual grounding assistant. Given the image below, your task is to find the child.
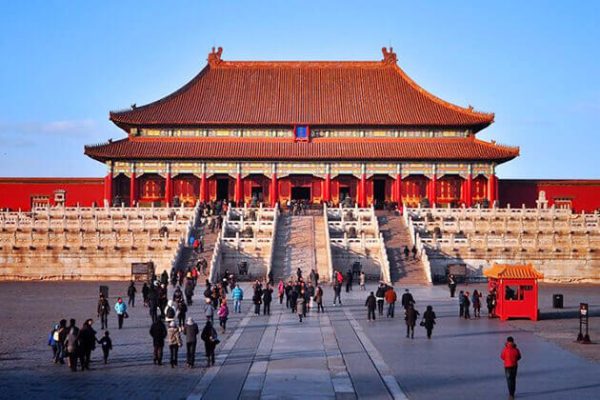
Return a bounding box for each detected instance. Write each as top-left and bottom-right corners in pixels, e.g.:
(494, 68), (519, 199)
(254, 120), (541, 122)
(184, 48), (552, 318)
(98, 331), (113, 364)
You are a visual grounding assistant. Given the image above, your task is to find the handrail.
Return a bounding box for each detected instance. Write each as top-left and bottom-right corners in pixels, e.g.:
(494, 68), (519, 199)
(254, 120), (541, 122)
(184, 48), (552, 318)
(265, 203), (280, 282)
(323, 204), (334, 282)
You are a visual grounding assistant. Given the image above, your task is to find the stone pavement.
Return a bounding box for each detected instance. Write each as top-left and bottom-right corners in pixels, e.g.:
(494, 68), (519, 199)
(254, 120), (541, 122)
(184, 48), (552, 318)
(0, 281), (599, 399)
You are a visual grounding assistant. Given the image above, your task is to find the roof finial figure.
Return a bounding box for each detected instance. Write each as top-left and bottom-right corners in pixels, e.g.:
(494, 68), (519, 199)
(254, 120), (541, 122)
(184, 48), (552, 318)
(208, 46), (223, 66)
(381, 47), (397, 64)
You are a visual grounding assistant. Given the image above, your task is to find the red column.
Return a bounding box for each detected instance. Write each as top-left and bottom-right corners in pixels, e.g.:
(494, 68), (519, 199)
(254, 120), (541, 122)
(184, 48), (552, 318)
(104, 173), (113, 207)
(129, 173), (137, 207)
(323, 173), (331, 203)
(271, 173), (278, 207)
(359, 174), (367, 207)
(199, 173), (207, 203)
(466, 173), (473, 207)
(164, 173), (172, 206)
(395, 173), (402, 206)
(235, 173), (243, 205)
(428, 175), (437, 206)
(488, 174), (497, 206)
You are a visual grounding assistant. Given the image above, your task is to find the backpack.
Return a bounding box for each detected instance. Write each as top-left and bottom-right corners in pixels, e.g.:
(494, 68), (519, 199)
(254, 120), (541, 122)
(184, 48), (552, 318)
(166, 307), (175, 319)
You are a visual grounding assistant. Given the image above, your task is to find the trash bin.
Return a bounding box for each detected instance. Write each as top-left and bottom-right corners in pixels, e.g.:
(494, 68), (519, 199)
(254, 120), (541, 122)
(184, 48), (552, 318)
(553, 294), (563, 309)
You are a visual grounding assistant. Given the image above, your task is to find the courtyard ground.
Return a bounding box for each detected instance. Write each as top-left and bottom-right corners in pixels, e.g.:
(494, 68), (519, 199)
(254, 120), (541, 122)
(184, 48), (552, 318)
(0, 281), (598, 399)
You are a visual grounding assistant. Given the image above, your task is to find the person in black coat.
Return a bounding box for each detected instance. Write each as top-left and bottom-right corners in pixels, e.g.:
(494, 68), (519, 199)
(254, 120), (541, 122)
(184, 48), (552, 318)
(200, 320), (218, 367)
(253, 288), (263, 315)
(78, 319), (97, 370)
(149, 319), (167, 365)
(345, 270), (353, 292)
(448, 274), (457, 298)
(262, 285), (273, 315)
(401, 289), (415, 310)
(365, 292), (377, 321)
(290, 288), (298, 313)
(422, 305), (437, 339)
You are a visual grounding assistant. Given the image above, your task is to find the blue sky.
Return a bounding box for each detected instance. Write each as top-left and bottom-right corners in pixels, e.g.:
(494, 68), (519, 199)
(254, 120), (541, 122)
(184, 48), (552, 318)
(1, 1), (598, 178)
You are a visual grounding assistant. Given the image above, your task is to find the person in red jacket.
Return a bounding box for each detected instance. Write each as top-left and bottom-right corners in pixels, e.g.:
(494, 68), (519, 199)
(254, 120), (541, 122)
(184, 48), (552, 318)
(500, 336), (522, 399)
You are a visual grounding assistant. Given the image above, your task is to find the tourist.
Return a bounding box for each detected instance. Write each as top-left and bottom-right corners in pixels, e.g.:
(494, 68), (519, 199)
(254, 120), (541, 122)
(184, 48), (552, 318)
(472, 290), (482, 318)
(160, 270), (169, 286)
(297, 291), (306, 322)
(401, 288), (415, 310)
(285, 281), (294, 308)
(142, 282), (150, 307)
(290, 286), (299, 313)
(98, 330), (112, 364)
(277, 279), (285, 304)
(184, 317), (199, 368)
(97, 294), (110, 330)
(296, 267), (302, 280)
(78, 319), (97, 371)
(315, 284), (324, 313)
(232, 284), (244, 313)
(253, 286), (263, 315)
(463, 291), (471, 319)
(487, 289), (497, 318)
(114, 297), (127, 329)
(448, 274), (457, 297)
(218, 299), (229, 333)
(204, 297), (215, 323)
(403, 245), (410, 260)
(263, 284), (273, 315)
(165, 300), (176, 323)
(500, 336), (522, 400)
(148, 286), (159, 323)
(173, 285), (183, 303)
(458, 290), (465, 317)
(177, 299), (188, 327)
(48, 323), (59, 361)
(411, 245), (418, 260)
(158, 283), (168, 319)
(376, 283), (386, 316)
(55, 319), (67, 364)
(149, 318), (167, 365)
(200, 320), (219, 367)
(345, 269), (353, 292)
(302, 287), (310, 317)
(422, 305), (436, 339)
(365, 291), (377, 321)
(333, 280), (342, 306)
(127, 281), (137, 307)
(64, 319), (80, 371)
(385, 286), (397, 318)
(359, 271), (366, 291)
(405, 303), (419, 339)
(167, 321), (182, 368)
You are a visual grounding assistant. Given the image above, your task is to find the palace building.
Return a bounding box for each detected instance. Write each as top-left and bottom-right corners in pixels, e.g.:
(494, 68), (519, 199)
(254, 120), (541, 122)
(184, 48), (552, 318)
(83, 47), (520, 209)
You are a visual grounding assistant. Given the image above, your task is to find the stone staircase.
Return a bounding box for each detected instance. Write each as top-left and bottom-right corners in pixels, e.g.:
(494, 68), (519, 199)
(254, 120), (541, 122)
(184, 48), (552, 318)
(271, 215), (317, 282)
(378, 213), (429, 285)
(175, 226), (218, 278)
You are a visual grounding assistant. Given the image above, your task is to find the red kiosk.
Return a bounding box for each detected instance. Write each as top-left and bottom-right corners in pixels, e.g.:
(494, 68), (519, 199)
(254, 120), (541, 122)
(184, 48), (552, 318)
(484, 263), (544, 321)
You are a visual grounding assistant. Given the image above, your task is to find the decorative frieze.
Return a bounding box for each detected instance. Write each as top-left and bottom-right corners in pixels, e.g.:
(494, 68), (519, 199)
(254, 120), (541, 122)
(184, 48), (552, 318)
(111, 160), (493, 179)
(138, 128), (293, 138)
(311, 129), (470, 139)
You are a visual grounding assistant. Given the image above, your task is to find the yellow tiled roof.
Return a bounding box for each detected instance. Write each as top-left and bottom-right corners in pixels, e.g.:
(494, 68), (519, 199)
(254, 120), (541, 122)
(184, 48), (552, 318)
(484, 263), (544, 279)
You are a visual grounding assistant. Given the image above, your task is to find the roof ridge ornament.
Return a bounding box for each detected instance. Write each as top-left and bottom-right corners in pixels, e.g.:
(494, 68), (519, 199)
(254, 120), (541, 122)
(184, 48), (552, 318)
(381, 47), (397, 65)
(208, 47), (223, 66)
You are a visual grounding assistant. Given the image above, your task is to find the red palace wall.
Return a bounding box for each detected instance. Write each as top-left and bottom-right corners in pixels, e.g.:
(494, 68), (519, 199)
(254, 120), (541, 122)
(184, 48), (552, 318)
(499, 179), (600, 212)
(0, 178), (104, 211)
(1, 176), (599, 213)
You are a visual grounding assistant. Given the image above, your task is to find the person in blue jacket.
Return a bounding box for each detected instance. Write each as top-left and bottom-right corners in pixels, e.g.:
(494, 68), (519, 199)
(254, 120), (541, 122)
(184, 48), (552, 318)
(114, 297), (128, 329)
